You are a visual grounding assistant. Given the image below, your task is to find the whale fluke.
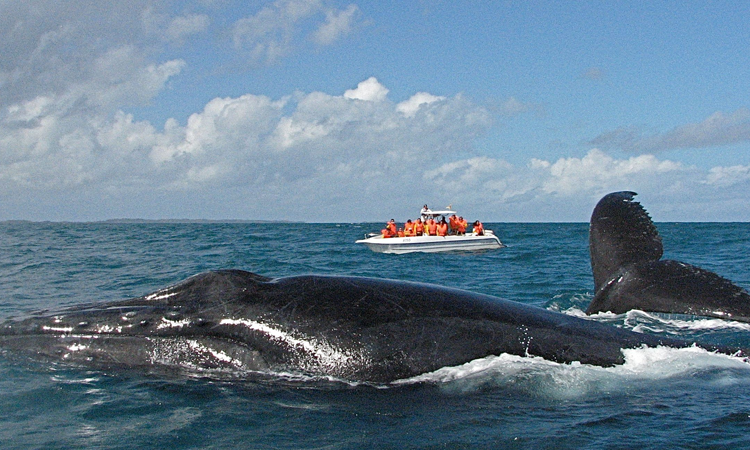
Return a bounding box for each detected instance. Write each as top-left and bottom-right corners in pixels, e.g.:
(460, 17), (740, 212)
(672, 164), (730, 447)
(586, 191), (750, 322)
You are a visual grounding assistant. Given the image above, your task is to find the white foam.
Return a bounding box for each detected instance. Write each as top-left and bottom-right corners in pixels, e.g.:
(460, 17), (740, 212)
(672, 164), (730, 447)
(624, 310), (750, 333)
(395, 346), (750, 397)
(561, 307), (750, 333)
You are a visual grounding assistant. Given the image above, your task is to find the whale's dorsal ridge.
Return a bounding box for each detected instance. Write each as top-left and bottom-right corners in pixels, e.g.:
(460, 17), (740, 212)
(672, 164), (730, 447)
(139, 269), (273, 304)
(589, 191), (663, 291)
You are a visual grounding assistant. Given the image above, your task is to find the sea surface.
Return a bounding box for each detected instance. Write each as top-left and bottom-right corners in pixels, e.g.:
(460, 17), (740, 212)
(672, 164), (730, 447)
(1, 221), (750, 449)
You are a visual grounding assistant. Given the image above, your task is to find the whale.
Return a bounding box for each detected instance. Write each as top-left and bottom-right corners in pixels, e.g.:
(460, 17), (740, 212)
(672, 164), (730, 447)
(586, 191), (750, 322)
(0, 269), (741, 383)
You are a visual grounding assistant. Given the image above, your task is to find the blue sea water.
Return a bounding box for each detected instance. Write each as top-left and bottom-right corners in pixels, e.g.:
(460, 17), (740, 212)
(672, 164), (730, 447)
(2, 221), (750, 449)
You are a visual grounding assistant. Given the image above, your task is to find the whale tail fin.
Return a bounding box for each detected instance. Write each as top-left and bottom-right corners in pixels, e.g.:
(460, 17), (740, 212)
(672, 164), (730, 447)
(589, 191), (663, 292)
(587, 191), (750, 322)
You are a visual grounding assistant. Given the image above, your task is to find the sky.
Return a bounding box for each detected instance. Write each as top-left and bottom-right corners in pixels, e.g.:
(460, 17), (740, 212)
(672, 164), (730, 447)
(2, 1), (749, 222)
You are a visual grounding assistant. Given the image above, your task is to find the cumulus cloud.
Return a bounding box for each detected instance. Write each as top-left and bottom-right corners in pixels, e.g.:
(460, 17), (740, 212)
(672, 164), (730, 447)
(420, 149), (690, 208)
(2, 2), (748, 222)
(590, 108), (750, 153)
(0, 72), (494, 219)
(531, 149), (685, 195)
(343, 77), (389, 102)
(411, 148), (750, 221)
(704, 164), (750, 187)
(396, 92), (446, 117)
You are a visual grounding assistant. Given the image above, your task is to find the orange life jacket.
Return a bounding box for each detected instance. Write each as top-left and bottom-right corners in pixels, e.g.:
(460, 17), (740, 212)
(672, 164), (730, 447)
(437, 222), (448, 236)
(404, 222), (415, 236)
(427, 220), (437, 236)
(414, 221), (424, 235)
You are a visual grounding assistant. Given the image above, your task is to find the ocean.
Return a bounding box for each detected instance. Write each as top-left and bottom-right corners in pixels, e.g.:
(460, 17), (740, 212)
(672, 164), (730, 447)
(1, 221), (750, 449)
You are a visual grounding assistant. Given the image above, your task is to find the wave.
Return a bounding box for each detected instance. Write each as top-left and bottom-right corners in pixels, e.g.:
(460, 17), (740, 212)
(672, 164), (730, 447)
(561, 306), (750, 337)
(396, 346), (750, 398)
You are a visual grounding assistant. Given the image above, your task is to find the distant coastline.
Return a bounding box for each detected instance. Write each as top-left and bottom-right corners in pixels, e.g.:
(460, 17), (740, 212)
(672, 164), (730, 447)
(1, 219), (299, 224)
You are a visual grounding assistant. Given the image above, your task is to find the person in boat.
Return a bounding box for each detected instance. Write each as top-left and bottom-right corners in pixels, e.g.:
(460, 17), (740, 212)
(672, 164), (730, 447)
(397, 228), (405, 237)
(387, 219), (397, 236)
(472, 220), (484, 236)
(414, 218), (424, 236)
(381, 219), (397, 238)
(457, 216), (467, 235)
(420, 205), (430, 222)
(437, 218), (449, 237)
(449, 214), (458, 235)
(426, 218), (438, 236)
(404, 220), (415, 237)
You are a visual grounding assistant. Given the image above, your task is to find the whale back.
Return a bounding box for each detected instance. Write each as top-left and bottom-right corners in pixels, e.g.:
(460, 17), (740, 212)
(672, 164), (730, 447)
(589, 191), (663, 291)
(1, 269), (702, 382)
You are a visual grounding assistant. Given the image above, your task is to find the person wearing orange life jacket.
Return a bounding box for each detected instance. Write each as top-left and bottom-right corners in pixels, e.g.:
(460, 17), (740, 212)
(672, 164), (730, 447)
(436, 218), (449, 236)
(449, 215), (458, 235)
(404, 220), (415, 237)
(426, 219), (438, 236)
(457, 216), (467, 235)
(397, 228), (405, 237)
(472, 220), (484, 236)
(387, 219), (397, 236)
(414, 218), (424, 236)
(381, 219), (396, 238)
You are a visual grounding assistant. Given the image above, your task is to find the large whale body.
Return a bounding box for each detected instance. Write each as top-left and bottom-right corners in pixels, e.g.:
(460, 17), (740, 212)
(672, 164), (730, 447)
(586, 191), (750, 321)
(0, 269), (737, 383)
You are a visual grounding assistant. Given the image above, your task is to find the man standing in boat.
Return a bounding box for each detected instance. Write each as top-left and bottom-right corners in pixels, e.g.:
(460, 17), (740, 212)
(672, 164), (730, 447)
(420, 205), (430, 222)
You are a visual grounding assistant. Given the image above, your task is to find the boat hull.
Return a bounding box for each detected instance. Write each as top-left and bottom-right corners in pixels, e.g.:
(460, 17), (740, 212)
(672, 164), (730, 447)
(356, 232), (505, 254)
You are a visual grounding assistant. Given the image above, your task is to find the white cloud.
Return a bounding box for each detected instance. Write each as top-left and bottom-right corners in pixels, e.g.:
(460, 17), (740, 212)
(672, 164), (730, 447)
(396, 92), (446, 117)
(704, 165), (750, 187)
(311, 4), (359, 45)
(497, 96), (543, 118)
(343, 77), (389, 102)
(166, 14), (210, 44)
(232, 0), (362, 65)
(590, 108), (750, 153)
(535, 149), (685, 195)
(149, 93), (286, 166)
(0, 75), (491, 215)
(2, 2), (749, 222)
(8, 53), (748, 222)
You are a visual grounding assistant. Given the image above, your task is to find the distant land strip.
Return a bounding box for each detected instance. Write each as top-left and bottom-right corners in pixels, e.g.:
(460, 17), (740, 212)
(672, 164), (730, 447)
(1, 219), (299, 224)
